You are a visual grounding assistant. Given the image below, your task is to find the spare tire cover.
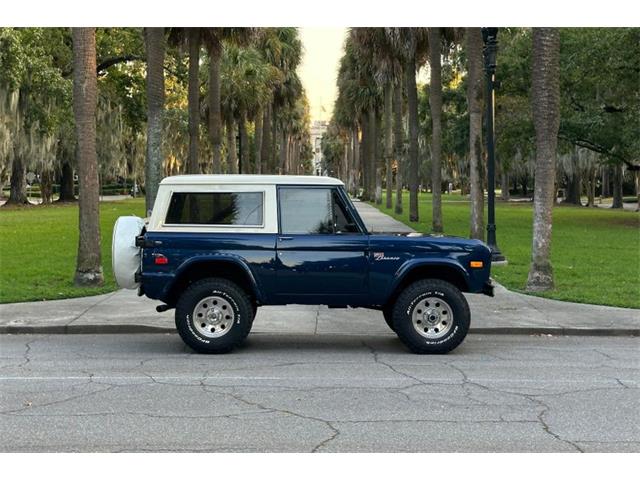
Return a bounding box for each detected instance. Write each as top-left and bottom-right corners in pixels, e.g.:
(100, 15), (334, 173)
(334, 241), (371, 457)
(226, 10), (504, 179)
(112, 216), (145, 289)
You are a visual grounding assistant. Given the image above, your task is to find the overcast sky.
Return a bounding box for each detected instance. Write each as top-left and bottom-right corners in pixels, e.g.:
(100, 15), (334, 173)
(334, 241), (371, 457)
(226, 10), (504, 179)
(298, 27), (347, 124)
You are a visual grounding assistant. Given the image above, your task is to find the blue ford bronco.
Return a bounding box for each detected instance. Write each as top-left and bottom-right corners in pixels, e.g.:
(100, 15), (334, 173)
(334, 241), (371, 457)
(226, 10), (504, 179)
(112, 175), (493, 354)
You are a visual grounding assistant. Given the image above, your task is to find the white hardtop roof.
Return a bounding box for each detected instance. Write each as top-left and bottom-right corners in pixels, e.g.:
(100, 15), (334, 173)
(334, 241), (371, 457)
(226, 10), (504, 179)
(160, 174), (344, 186)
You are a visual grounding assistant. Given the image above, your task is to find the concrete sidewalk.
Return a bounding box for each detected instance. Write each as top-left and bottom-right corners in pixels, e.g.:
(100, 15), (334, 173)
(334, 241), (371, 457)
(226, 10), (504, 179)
(1, 200), (638, 336)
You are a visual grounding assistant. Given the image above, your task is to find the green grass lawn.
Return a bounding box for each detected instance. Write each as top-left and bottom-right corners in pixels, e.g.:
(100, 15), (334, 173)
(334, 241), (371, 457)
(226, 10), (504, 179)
(0, 199), (145, 303)
(371, 192), (640, 309)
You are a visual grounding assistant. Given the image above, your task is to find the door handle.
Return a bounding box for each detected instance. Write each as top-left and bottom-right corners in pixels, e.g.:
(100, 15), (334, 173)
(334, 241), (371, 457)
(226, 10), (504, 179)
(279, 236), (293, 241)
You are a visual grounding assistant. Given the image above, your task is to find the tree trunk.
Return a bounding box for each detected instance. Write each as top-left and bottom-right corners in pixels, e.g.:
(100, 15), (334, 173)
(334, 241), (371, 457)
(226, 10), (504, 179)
(384, 83), (393, 209)
(226, 122), (237, 173)
(144, 27), (165, 217)
(238, 114), (249, 174)
(601, 166), (610, 197)
(352, 125), (360, 196)
(612, 163), (623, 208)
(361, 113), (371, 201)
(586, 167), (597, 207)
(58, 160), (76, 201)
(208, 45), (222, 173)
(372, 109), (381, 204)
(393, 80), (404, 215)
(429, 27), (443, 233)
(261, 106), (272, 174)
(6, 149), (29, 205)
(254, 110), (263, 174)
(278, 129), (287, 174)
(186, 29), (200, 174)
(40, 168), (54, 204)
(72, 27), (103, 287)
(526, 28), (560, 292)
(466, 27), (484, 240)
(564, 150), (582, 205)
(346, 132), (354, 193)
(271, 105), (279, 174)
(406, 58), (419, 222)
(500, 168), (510, 201)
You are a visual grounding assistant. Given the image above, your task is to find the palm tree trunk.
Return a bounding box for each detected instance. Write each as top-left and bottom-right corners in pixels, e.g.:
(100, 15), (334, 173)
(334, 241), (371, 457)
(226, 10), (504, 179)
(261, 105), (272, 174)
(612, 163), (623, 208)
(226, 121), (237, 173)
(466, 27), (484, 240)
(429, 28), (443, 233)
(406, 58), (419, 222)
(238, 114), (249, 174)
(208, 44), (222, 173)
(186, 29), (200, 174)
(144, 27), (165, 217)
(254, 110), (263, 174)
(279, 128), (287, 175)
(361, 112), (371, 201)
(372, 109), (380, 204)
(526, 28), (560, 292)
(384, 83), (393, 209)
(352, 125), (360, 196)
(72, 27), (103, 287)
(394, 80), (404, 214)
(271, 105), (278, 174)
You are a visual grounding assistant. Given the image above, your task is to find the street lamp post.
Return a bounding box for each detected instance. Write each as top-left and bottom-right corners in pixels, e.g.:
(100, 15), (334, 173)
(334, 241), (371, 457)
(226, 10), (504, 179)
(482, 27), (506, 263)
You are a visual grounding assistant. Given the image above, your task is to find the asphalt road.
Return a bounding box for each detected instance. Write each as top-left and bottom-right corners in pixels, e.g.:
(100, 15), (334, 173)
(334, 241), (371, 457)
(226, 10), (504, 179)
(0, 333), (638, 452)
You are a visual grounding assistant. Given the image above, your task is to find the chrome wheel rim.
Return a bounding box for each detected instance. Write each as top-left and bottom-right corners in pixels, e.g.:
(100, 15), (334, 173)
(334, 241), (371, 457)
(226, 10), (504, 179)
(192, 295), (235, 338)
(411, 297), (453, 339)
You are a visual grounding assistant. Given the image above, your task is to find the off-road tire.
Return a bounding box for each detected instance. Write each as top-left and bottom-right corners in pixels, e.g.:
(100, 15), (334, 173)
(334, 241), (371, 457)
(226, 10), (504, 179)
(175, 278), (253, 354)
(382, 307), (396, 332)
(392, 279), (470, 354)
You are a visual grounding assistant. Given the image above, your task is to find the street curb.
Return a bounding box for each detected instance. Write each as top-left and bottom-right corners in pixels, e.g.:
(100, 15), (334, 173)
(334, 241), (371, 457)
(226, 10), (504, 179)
(1, 325), (638, 336)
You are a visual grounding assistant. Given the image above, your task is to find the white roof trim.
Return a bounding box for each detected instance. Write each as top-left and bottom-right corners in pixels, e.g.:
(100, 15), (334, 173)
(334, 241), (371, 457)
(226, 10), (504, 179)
(160, 174), (344, 186)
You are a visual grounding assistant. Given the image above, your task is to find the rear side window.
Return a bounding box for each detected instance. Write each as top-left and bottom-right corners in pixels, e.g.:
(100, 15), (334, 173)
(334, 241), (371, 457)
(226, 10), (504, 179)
(165, 192), (263, 226)
(279, 188), (333, 234)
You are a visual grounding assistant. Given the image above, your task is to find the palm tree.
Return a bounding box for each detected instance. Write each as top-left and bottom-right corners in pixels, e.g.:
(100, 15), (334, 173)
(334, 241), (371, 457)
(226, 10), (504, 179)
(526, 28), (561, 292)
(351, 28), (403, 207)
(466, 27), (484, 240)
(202, 28), (258, 173)
(387, 28), (428, 222)
(72, 27), (103, 287)
(220, 42), (280, 174)
(144, 28), (165, 216)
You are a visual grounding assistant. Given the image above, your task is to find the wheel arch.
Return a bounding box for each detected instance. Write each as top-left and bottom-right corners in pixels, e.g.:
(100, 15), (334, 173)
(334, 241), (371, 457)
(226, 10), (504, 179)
(162, 256), (263, 307)
(385, 260), (470, 307)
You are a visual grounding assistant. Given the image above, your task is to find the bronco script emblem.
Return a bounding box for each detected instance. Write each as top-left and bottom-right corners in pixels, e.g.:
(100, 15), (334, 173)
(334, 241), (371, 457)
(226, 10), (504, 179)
(373, 252), (400, 261)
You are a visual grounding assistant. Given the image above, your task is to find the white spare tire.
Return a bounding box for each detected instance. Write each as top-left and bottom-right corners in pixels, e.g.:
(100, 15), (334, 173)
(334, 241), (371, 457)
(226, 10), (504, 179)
(112, 216), (145, 289)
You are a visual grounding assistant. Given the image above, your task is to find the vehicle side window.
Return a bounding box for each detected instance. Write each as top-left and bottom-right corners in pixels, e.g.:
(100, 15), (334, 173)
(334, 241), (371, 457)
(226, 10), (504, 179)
(333, 192), (360, 234)
(165, 192), (263, 226)
(279, 188), (333, 234)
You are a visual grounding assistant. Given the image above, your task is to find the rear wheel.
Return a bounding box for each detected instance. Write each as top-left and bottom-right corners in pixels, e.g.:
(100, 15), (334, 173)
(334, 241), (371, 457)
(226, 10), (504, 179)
(392, 279), (470, 354)
(175, 278), (253, 354)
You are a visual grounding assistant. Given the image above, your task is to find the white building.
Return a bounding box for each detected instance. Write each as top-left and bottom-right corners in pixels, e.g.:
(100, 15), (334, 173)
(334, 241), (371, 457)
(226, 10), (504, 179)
(310, 120), (328, 176)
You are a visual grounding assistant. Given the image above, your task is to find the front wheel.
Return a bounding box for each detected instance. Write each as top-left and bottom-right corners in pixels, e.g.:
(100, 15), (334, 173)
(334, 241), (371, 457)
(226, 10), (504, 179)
(392, 279), (470, 354)
(175, 278), (253, 354)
